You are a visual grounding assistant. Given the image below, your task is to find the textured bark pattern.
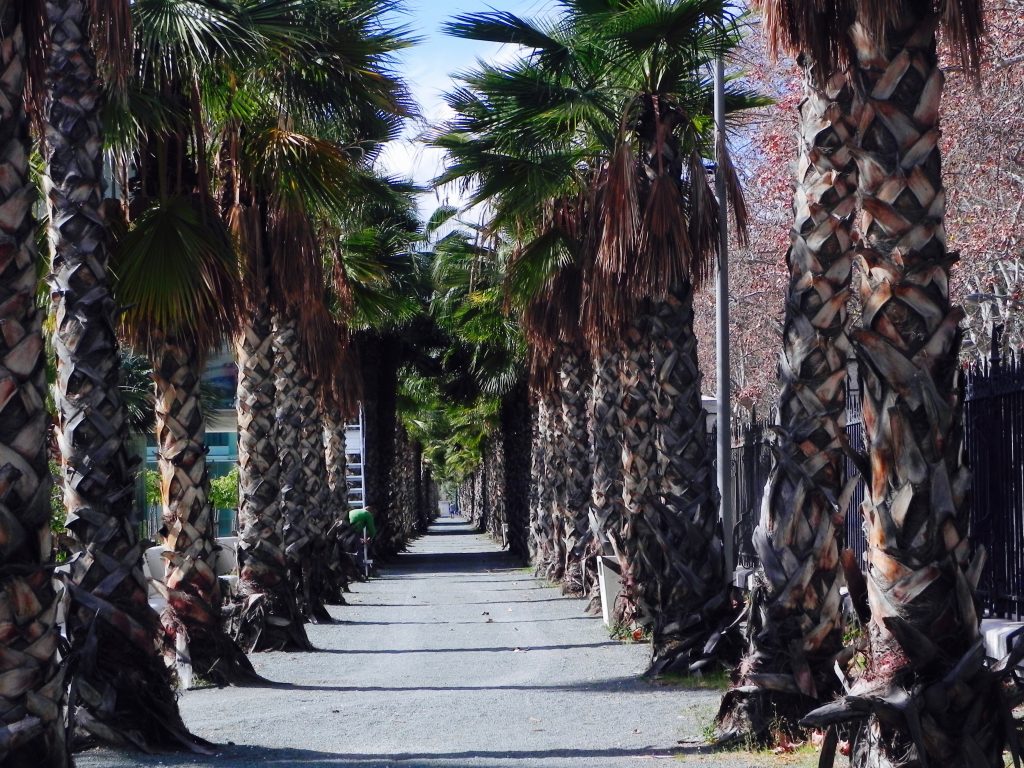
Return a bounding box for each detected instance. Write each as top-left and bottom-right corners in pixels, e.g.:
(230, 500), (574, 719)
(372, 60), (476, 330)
(534, 394), (565, 581)
(526, 402), (544, 564)
(484, 437), (506, 546)
(639, 287), (733, 675)
(322, 412), (352, 602)
(557, 349), (595, 597)
(501, 382), (532, 561)
(590, 346), (626, 547)
(383, 425), (420, 552)
(44, 0), (199, 749)
(471, 461), (486, 530)
(841, 18), (1001, 768)
(614, 314), (654, 624)
(718, 68), (855, 740)
(0, 9), (67, 765)
(323, 413), (348, 519)
(233, 308), (309, 651)
(360, 335), (400, 557)
(155, 341), (258, 685)
(272, 318), (317, 621)
(297, 393), (331, 621)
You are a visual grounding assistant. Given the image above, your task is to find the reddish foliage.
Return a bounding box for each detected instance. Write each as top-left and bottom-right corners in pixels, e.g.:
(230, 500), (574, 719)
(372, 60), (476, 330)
(698, 4), (1024, 414)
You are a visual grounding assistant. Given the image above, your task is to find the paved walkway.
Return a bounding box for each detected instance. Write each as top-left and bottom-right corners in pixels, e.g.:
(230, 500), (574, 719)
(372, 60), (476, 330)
(78, 518), (794, 768)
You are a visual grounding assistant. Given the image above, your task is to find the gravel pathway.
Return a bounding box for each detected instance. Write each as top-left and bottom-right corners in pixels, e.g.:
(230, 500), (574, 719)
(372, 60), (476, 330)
(77, 518), (809, 768)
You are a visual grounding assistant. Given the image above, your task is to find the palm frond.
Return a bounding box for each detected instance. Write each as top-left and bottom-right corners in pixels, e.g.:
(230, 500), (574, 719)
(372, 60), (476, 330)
(113, 194), (239, 359)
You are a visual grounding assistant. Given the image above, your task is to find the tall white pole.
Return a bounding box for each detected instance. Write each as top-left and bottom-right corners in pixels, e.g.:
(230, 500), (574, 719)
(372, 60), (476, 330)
(713, 56), (734, 578)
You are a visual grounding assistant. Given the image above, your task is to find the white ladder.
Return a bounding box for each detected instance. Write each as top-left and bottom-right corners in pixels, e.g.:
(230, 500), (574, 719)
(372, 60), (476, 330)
(344, 408), (367, 510)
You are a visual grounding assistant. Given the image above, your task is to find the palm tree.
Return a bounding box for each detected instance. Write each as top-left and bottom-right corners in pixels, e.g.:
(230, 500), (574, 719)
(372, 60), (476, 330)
(115, 198), (258, 686)
(0, 4), (67, 764)
(715, 61), (858, 742)
(424, 221), (531, 553)
(216, 0), (413, 640)
(109, 0), (269, 686)
(42, 0), (210, 748)
(437, 0), (757, 672)
(746, 2), (1019, 765)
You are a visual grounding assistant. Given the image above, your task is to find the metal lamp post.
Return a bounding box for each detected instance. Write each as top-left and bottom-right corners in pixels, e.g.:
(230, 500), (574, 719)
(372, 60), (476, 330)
(713, 56), (734, 577)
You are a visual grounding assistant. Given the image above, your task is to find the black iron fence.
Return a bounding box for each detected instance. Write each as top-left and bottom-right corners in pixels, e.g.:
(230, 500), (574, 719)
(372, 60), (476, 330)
(727, 353), (1024, 620)
(965, 355), (1024, 619)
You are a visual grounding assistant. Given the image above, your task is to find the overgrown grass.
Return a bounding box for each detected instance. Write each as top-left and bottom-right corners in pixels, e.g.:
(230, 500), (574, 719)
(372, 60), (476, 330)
(677, 726), (819, 767)
(652, 668), (731, 691)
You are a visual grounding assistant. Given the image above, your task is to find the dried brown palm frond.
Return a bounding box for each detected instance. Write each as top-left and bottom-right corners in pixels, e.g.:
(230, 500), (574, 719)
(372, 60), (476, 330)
(227, 202), (265, 313)
(528, 340), (560, 397)
(266, 204), (345, 397)
(114, 193), (240, 364)
(635, 172), (693, 299)
(683, 148), (718, 289)
(88, 0), (132, 94)
(594, 140), (639, 279)
(715, 132), (749, 248)
(755, 0), (983, 78)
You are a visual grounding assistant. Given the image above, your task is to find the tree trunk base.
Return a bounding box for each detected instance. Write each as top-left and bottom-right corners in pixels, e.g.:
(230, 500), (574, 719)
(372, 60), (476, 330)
(714, 687), (817, 748)
(801, 640), (1021, 768)
(162, 608), (268, 687)
(229, 584), (313, 653)
(647, 596), (741, 678)
(65, 587), (211, 755)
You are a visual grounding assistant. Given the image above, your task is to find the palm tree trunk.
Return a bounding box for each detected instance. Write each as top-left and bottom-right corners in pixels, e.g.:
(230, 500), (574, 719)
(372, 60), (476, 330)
(234, 305), (310, 651)
(527, 398), (545, 564)
(615, 313), (655, 626)
(501, 379), (531, 560)
(43, 0), (206, 750)
(638, 285), (734, 676)
(324, 412), (348, 518)
(530, 395), (559, 575)
(557, 347), (595, 597)
(323, 411), (352, 602)
(716, 67), (856, 742)
(804, 16), (1011, 767)
(297, 392), (332, 622)
(0, 8), (67, 765)
(272, 316), (321, 622)
(589, 343), (628, 610)
(538, 392), (566, 581)
(154, 339), (259, 686)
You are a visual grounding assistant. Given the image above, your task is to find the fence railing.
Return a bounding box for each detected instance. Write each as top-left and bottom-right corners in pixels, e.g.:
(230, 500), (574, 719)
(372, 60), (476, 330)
(728, 353), (1024, 620)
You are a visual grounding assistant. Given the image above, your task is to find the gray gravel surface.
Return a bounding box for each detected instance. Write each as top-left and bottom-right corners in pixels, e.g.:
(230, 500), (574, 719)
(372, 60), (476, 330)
(76, 518), (799, 768)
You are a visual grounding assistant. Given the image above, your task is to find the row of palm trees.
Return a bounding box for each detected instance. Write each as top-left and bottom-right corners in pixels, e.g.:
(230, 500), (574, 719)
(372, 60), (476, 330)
(1, 0), (432, 764)
(434, 1), (1022, 766)
(433, 0), (761, 679)
(2, 0), (1018, 765)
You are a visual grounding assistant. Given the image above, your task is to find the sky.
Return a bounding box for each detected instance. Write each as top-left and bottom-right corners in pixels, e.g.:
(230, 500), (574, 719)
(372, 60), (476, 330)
(377, 0), (554, 217)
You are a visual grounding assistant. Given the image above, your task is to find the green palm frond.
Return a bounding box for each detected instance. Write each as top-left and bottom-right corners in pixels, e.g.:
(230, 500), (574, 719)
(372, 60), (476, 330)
(244, 125), (361, 216)
(443, 11), (571, 62)
(112, 195), (238, 358)
(434, 0), (763, 349)
(133, 0), (260, 83)
(119, 351), (157, 432)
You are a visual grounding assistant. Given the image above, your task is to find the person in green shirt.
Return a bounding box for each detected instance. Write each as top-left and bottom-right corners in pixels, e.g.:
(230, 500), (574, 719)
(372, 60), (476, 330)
(349, 506), (376, 577)
(349, 507), (376, 538)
